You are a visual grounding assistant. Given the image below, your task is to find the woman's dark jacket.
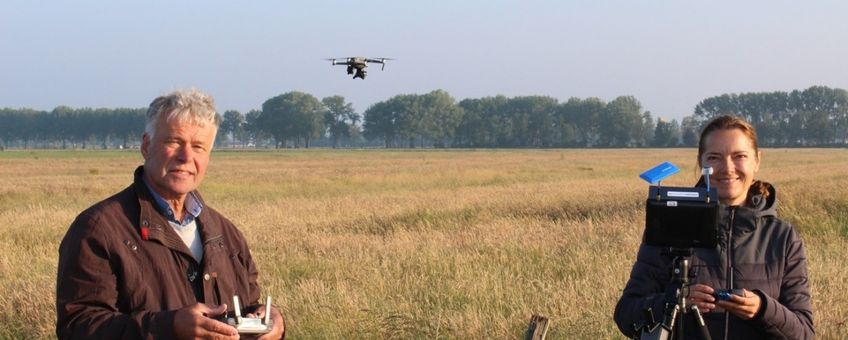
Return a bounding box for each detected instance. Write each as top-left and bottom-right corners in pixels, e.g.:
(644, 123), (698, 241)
(614, 182), (813, 339)
(56, 166), (262, 339)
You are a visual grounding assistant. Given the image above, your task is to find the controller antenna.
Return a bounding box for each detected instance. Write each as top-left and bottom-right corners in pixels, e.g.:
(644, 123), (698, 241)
(701, 167), (714, 203)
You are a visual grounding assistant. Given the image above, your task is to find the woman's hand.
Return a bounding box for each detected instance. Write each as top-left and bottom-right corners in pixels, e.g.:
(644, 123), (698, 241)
(686, 283), (717, 313)
(716, 289), (762, 320)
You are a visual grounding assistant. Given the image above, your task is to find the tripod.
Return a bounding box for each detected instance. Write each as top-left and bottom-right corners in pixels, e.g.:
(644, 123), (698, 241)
(634, 248), (711, 340)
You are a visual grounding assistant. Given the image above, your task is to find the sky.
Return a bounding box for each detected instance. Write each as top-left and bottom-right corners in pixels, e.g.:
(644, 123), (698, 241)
(2, 1), (847, 121)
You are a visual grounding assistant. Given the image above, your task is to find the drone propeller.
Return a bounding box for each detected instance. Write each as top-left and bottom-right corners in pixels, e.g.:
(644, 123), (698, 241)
(325, 57), (352, 65)
(368, 57), (394, 70)
(382, 58), (395, 70)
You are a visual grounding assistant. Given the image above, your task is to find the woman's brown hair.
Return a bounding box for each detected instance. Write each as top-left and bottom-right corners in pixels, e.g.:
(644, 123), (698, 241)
(697, 115), (770, 205)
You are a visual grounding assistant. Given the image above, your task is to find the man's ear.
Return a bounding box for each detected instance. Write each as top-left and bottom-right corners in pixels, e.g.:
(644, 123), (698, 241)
(141, 133), (150, 160)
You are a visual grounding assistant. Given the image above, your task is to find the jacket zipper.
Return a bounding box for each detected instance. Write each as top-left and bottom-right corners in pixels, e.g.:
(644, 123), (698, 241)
(724, 207), (736, 340)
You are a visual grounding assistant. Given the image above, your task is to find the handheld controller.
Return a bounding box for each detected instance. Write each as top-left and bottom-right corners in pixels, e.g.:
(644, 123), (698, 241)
(226, 295), (274, 334)
(713, 288), (744, 301)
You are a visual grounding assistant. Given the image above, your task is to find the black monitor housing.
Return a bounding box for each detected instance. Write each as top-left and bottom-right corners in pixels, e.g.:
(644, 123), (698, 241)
(644, 185), (719, 249)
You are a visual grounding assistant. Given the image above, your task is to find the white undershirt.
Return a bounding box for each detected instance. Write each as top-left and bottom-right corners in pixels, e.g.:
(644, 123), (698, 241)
(169, 219), (203, 263)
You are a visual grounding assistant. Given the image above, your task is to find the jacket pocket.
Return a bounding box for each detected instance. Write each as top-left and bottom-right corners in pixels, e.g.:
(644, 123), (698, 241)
(204, 237), (251, 307)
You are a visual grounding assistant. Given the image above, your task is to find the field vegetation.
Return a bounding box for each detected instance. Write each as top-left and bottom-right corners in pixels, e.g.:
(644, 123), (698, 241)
(0, 149), (845, 338)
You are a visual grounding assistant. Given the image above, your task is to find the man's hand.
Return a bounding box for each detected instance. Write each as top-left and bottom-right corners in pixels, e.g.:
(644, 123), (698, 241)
(173, 303), (239, 340)
(245, 305), (286, 340)
(716, 288), (762, 320)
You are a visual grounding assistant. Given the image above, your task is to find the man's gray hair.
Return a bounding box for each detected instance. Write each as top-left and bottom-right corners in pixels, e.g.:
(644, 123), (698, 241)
(145, 89), (220, 139)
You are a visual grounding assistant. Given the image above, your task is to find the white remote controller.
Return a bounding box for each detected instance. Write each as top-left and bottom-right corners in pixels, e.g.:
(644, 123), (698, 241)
(226, 295), (273, 334)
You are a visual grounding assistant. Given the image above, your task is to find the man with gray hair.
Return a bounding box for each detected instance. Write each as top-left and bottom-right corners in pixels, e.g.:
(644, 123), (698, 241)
(57, 89), (285, 339)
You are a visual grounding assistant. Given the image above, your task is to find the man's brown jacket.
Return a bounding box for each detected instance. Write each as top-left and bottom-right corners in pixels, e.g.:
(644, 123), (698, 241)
(57, 166), (261, 339)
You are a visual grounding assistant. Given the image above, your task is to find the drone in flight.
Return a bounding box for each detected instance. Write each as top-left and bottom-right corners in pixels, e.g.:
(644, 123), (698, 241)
(326, 57), (393, 79)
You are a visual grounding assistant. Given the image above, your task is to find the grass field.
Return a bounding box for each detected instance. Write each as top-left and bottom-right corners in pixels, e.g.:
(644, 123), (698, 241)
(0, 148), (845, 339)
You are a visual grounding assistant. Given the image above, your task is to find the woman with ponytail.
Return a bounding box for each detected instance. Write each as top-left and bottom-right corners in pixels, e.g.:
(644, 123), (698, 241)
(614, 115), (814, 339)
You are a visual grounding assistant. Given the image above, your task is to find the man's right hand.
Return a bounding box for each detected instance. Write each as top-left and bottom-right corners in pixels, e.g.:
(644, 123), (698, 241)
(174, 303), (239, 340)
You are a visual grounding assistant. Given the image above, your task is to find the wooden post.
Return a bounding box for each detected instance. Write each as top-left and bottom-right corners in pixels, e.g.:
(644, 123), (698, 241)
(525, 314), (550, 340)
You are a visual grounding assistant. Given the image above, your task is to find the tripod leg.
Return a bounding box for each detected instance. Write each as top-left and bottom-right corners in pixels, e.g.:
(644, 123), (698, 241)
(689, 304), (712, 340)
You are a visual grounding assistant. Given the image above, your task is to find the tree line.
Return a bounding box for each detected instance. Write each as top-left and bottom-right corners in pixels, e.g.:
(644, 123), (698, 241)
(1, 86), (846, 149)
(693, 86), (848, 146)
(0, 106), (146, 149)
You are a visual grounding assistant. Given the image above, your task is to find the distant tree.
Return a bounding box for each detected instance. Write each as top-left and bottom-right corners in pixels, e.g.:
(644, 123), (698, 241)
(118, 108), (146, 148)
(363, 101), (398, 147)
(418, 90), (464, 147)
(680, 116), (701, 147)
(653, 118), (681, 147)
(322, 95), (359, 148)
(640, 111), (655, 147)
(50, 106), (75, 148)
(456, 95), (512, 147)
(391, 94), (425, 147)
(694, 93), (738, 119)
(244, 109), (263, 147)
(789, 86), (848, 145)
(507, 96), (558, 147)
(259, 96), (284, 148)
(455, 98), (488, 147)
(598, 96), (643, 147)
(554, 99), (579, 147)
(220, 110), (245, 148)
(559, 97), (604, 147)
(260, 91), (325, 148)
(487, 95), (517, 147)
(668, 119), (682, 147)
(364, 93), (453, 148)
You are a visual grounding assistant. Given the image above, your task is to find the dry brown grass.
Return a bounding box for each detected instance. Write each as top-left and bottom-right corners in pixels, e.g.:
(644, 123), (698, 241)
(0, 148), (845, 338)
